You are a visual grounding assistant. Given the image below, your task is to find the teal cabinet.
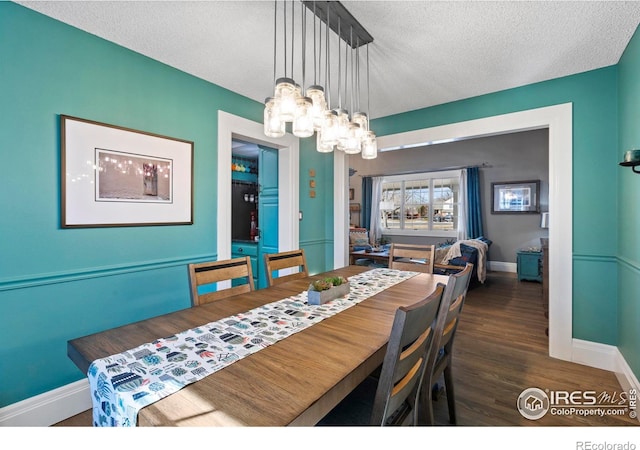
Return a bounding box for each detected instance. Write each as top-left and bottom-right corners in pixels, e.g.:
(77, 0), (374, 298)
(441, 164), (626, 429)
(256, 146), (279, 289)
(517, 250), (542, 282)
(231, 146), (278, 289)
(232, 242), (258, 287)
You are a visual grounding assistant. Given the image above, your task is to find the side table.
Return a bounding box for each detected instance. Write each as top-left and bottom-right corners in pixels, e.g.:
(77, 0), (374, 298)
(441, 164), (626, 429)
(517, 250), (542, 282)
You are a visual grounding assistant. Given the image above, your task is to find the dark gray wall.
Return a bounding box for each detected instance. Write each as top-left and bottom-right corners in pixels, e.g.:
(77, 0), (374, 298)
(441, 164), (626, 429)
(349, 129), (549, 264)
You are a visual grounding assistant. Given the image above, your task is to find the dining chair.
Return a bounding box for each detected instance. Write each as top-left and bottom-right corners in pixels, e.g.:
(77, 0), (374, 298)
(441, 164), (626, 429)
(420, 262), (474, 425)
(388, 243), (436, 273)
(264, 249), (309, 287)
(317, 282), (448, 426)
(188, 256), (255, 306)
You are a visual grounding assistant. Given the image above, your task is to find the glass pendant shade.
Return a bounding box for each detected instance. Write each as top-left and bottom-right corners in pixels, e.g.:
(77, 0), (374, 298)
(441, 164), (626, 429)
(264, 97), (285, 138)
(306, 85), (327, 131)
(316, 131), (334, 153)
(352, 112), (368, 139)
(293, 97), (314, 138)
(335, 109), (349, 138)
(274, 77), (296, 122)
(334, 108), (350, 151)
(361, 130), (378, 159)
(334, 110), (349, 151)
(320, 110), (339, 146)
(342, 123), (362, 154)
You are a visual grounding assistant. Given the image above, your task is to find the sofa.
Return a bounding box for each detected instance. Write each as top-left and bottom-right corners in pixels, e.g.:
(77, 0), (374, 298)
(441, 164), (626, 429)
(433, 236), (492, 286)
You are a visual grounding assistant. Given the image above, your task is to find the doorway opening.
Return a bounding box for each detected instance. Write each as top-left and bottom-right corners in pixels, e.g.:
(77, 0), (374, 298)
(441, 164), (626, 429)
(217, 111), (300, 287)
(231, 139), (279, 289)
(335, 104), (573, 362)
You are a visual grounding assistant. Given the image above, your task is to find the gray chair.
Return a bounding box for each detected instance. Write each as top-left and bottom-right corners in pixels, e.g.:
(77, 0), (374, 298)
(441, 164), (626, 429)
(389, 243), (436, 273)
(318, 282), (447, 426)
(421, 262), (474, 425)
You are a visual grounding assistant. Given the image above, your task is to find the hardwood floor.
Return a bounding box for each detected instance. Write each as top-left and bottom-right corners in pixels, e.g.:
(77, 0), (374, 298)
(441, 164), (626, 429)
(431, 271), (637, 426)
(53, 271), (638, 427)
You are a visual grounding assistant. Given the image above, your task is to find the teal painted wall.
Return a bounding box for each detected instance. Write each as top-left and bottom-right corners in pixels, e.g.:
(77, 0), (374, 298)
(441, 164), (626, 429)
(298, 138), (334, 275)
(2, 1), (638, 409)
(617, 25), (640, 379)
(0, 3), (332, 407)
(372, 67), (621, 346)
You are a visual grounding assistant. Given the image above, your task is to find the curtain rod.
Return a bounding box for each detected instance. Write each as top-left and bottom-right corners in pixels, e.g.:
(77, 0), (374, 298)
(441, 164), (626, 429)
(356, 162), (491, 178)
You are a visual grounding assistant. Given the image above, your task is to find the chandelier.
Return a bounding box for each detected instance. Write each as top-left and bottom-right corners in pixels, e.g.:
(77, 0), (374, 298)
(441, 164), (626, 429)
(264, 0), (377, 159)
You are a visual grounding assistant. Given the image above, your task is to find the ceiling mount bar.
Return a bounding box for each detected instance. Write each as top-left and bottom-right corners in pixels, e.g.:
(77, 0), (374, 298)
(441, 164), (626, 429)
(301, 1), (373, 48)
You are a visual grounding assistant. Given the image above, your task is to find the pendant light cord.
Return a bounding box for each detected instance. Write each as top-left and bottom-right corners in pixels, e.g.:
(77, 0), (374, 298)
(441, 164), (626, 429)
(273, 0), (277, 84)
(350, 26), (354, 116)
(356, 37), (360, 112)
(343, 25), (348, 112)
(290, 0), (294, 81)
(301, 2), (306, 90)
(313, 2), (317, 85)
(283, 0), (287, 77)
(367, 44), (371, 118)
(337, 16), (341, 108)
(326, 3), (331, 107)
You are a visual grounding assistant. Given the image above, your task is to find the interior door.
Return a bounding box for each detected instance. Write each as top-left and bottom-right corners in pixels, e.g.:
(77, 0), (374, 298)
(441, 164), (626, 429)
(257, 145), (279, 289)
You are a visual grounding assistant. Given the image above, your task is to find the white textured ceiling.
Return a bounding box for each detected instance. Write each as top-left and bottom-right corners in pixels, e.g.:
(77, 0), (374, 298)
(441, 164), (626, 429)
(15, 0), (640, 119)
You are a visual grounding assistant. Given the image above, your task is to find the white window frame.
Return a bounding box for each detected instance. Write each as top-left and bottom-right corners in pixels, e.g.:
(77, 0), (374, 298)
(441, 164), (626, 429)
(380, 169), (462, 238)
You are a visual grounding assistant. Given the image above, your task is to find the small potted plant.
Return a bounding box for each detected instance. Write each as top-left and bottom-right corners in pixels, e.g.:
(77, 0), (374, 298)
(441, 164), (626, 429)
(307, 276), (350, 305)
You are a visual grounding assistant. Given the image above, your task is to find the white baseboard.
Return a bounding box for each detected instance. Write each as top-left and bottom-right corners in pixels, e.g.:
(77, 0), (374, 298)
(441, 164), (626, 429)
(571, 339), (640, 423)
(488, 261), (517, 273)
(613, 347), (640, 423)
(3, 341), (637, 426)
(571, 338), (619, 371)
(614, 347), (640, 392)
(0, 379), (91, 427)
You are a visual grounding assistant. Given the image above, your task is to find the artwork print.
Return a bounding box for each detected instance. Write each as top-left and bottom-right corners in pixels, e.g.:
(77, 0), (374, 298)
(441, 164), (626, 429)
(96, 149), (173, 203)
(491, 180), (540, 214)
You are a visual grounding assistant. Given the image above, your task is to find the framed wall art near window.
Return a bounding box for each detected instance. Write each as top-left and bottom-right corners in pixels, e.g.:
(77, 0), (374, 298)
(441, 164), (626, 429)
(491, 180), (540, 214)
(61, 115), (194, 228)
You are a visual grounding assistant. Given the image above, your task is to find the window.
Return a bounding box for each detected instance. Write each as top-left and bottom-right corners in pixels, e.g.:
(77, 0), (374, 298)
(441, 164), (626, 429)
(380, 170), (462, 237)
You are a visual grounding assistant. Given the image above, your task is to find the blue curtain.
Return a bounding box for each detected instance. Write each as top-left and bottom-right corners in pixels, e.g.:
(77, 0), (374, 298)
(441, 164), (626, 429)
(466, 167), (484, 238)
(361, 176), (373, 230)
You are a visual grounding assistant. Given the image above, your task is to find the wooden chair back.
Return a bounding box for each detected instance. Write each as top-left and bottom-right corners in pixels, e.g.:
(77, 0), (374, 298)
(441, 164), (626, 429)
(437, 262), (473, 352)
(264, 249), (309, 287)
(389, 243), (436, 273)
(370, 283), (447, 426)
(420, 262), (474, 424)
(188, 256), (255, 306)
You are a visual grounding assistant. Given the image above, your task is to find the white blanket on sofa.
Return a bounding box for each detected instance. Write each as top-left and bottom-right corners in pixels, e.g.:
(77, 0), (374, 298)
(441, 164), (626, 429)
(443, 239), (489, 283)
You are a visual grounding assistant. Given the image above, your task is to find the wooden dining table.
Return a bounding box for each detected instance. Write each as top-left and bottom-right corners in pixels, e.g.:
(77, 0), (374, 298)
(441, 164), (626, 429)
(67, 265), (449, 426)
